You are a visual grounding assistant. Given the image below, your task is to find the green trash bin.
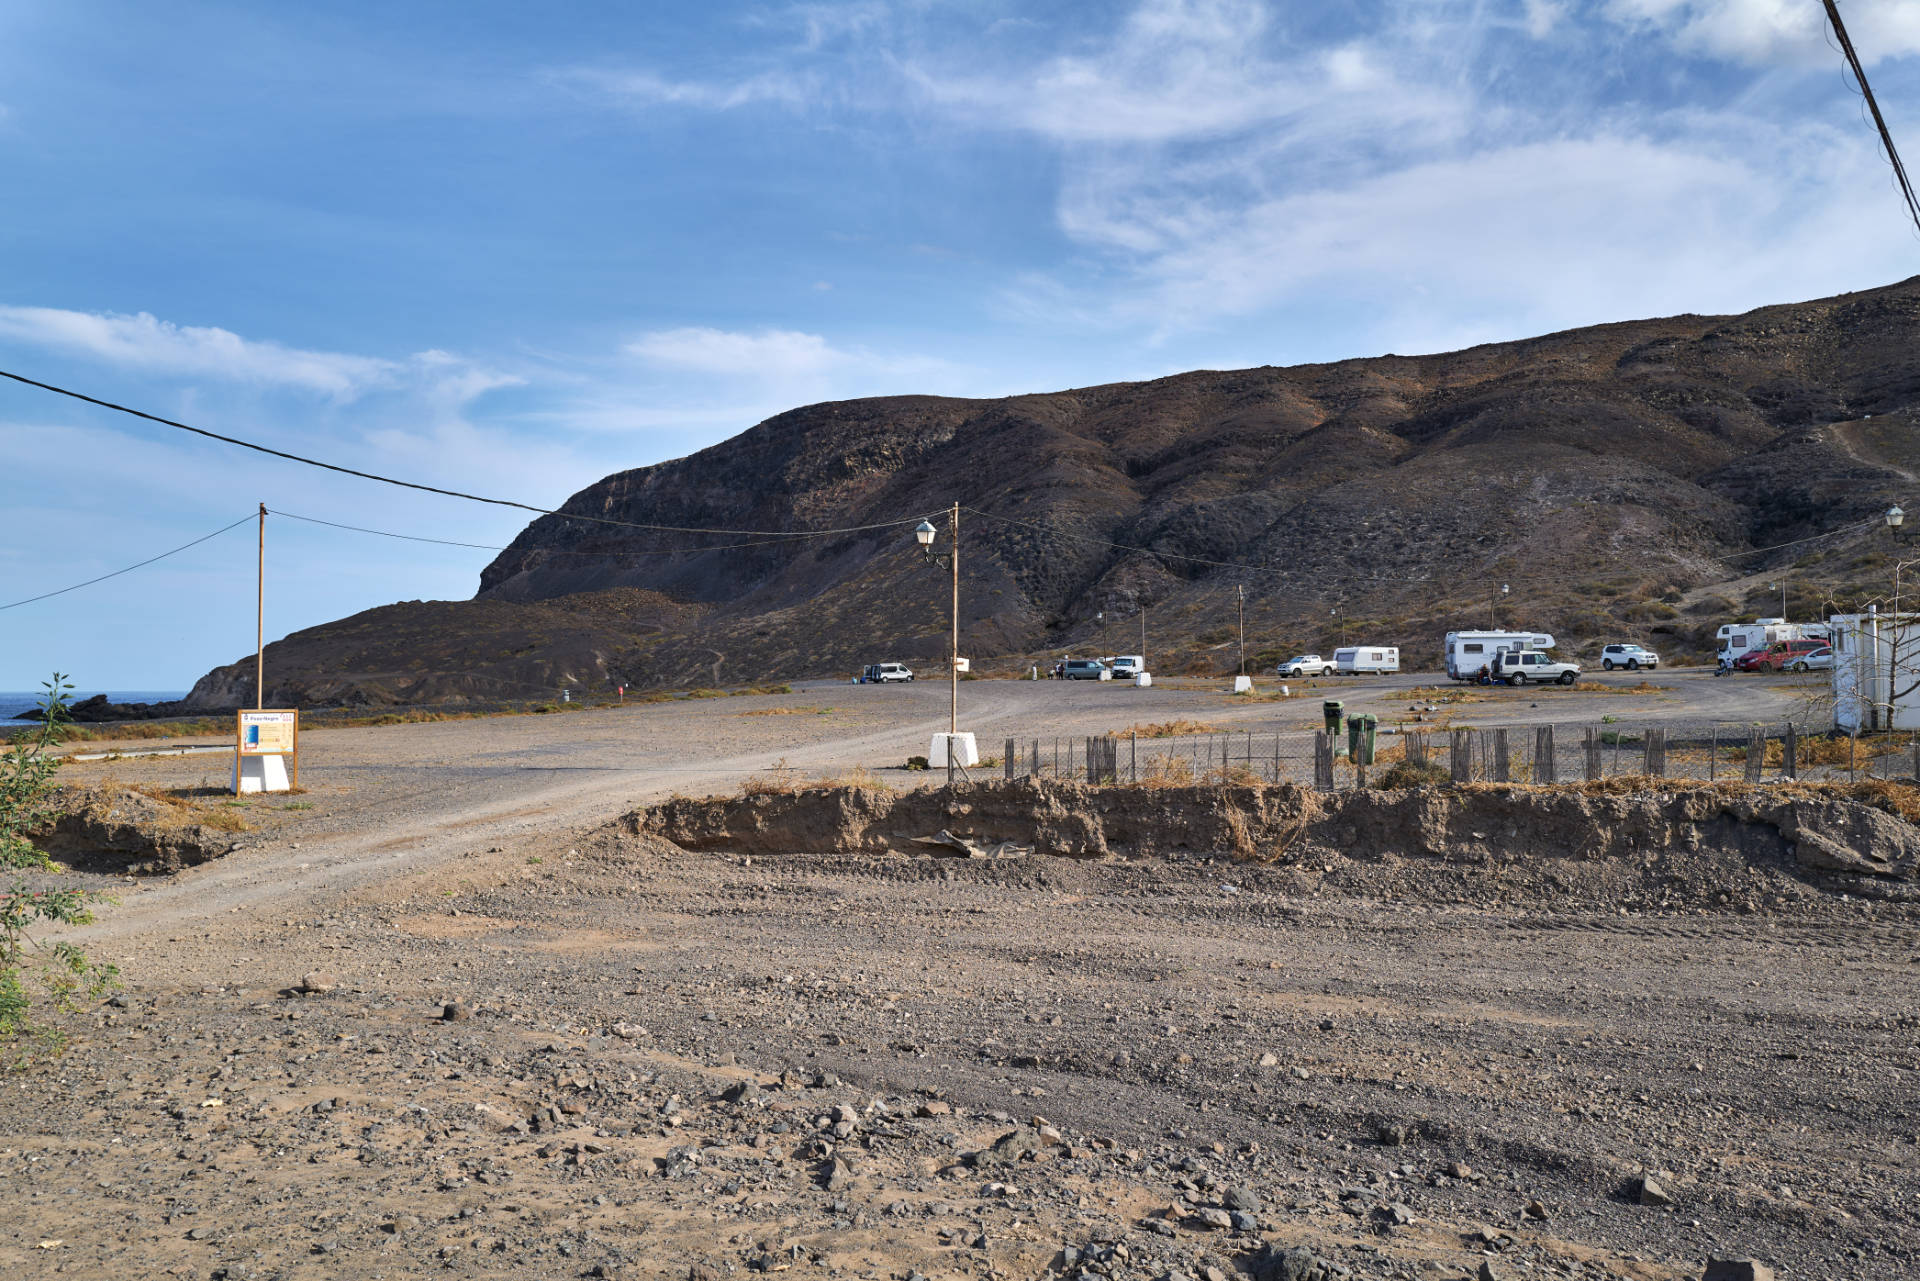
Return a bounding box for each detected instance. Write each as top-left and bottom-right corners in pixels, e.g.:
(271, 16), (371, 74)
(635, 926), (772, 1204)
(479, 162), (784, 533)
(1323, 700), (1347, 758)
(1349, 713), (1377, 766)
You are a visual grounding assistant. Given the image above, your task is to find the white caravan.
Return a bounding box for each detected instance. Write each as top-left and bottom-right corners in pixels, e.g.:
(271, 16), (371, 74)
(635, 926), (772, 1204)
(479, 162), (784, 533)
(1715, 618), (1832, 666)
(1444, 631), (1555, 681)
(1334, 646), (1400, 675)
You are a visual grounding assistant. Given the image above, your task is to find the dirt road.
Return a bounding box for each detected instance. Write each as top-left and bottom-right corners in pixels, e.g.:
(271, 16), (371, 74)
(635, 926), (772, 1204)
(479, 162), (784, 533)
(4, 671), (1891, 1281)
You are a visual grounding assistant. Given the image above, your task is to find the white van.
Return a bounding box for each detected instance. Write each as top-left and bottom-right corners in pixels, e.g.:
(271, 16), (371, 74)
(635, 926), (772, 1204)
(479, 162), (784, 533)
(1444, 631), (1555, 681)
(1334, 646), (1399, 675)
(1107, 654), (1147, 678)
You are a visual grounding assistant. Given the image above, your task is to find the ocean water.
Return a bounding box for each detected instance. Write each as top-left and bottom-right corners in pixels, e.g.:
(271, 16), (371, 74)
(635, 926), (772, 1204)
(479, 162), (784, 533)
(0, 690), (189, 727)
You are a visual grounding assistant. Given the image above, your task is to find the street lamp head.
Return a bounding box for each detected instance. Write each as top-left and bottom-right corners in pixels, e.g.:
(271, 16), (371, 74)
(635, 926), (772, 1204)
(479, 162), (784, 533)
(1501, 583), (1510, 595)
(1888, 505), (1906, 530)
(914, 519), (938, 547)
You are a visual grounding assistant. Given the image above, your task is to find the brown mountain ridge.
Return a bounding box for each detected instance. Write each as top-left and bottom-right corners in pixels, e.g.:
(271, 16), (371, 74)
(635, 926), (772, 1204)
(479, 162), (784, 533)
(185, 277), (1920, 707)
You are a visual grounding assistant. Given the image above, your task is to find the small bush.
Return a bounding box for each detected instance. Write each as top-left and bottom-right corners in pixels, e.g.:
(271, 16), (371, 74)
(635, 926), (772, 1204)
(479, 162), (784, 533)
(1372, 759), (1451, 789)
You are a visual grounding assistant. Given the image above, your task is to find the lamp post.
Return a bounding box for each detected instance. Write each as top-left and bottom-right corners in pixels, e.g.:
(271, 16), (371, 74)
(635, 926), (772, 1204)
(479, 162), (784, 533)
(1237, 584), (1246, 675)
(914, 505), (961, 758)
(1490, 582), (1509, 629)
(1770, 580), (1787, 619)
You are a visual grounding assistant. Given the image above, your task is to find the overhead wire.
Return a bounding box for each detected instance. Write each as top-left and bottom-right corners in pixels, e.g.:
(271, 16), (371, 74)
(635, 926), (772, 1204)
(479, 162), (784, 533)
(0, 368), (931, 540)
(1822, 0), (1920, 237)
(266, 509), (860, 557)
(0, 513), (256, 611)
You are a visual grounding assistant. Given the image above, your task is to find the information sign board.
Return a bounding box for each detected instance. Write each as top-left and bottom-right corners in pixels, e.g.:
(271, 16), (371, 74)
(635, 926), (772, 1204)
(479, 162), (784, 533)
(234, 709), (299, 794)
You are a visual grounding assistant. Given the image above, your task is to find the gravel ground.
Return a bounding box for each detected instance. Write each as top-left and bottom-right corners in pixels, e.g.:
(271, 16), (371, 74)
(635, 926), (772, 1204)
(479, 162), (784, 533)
(4, 671), (1897, 1281)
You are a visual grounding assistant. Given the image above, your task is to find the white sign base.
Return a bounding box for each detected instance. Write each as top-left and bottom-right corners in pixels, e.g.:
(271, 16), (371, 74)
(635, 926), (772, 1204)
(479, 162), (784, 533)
(236, 753), (292, 794)
(1134, 672), (1153, 687)
(1232, 675), (1254, 694)
(929, 732), (979, 768)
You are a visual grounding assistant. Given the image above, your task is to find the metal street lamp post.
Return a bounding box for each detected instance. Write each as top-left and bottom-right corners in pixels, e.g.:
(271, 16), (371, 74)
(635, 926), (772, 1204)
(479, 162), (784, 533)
(1490, 582), (1509, 629)
(915, 506), (963, 776)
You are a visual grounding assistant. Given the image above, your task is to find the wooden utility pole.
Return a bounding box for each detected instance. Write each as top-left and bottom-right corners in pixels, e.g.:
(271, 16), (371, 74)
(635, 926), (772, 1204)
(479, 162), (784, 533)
(950, 501), (959, 737)
(256, 503), (266, 709)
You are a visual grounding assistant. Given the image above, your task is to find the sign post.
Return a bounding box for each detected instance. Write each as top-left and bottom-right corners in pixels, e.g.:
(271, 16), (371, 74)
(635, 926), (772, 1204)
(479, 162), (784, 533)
(236, 709), (298, 794)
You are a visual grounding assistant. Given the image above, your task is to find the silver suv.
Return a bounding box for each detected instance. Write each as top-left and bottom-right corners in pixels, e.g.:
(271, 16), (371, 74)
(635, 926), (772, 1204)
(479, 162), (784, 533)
(1278, 654), (1335, 677)
(1600, 644), (1658, 671)
(1495, 650), (1579, 686)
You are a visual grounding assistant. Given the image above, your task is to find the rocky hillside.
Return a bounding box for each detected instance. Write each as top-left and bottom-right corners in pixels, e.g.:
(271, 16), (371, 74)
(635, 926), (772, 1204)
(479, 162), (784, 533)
(189, 278), (1920, 706)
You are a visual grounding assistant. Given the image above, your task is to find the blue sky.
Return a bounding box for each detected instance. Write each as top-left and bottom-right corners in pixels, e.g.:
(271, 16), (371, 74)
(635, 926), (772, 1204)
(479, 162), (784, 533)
(4, 0), (1920, 690)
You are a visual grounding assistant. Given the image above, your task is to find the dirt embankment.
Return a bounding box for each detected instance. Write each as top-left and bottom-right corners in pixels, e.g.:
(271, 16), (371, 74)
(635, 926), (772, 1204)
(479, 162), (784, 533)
(640, 778), (1920, 908)
(34, 785), (245, 874)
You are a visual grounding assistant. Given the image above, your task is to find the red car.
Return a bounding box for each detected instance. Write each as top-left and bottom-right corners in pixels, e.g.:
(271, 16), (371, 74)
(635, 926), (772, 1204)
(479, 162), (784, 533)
(1733, 639), (1826, 673)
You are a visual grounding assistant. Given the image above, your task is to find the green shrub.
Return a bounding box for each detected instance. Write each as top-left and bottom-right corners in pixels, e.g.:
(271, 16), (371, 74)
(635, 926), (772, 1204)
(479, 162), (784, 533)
(0, 675), (118, 1053)
(1372, 759), (1450, 789)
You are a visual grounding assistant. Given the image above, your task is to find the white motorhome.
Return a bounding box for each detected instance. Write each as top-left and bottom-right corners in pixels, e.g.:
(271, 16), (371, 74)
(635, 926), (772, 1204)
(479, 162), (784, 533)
(1715, 618), (1830, 667)
(1444, 631), (1555, 681)
(1334, 646), (1400, 675)
(1829, 611), (1920, 731)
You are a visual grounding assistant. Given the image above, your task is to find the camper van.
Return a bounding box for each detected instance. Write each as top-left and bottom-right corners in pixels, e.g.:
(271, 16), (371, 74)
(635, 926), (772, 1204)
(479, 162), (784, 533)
(1444, 631), (1555, 682)
(1334, 646), (1399, 675)
(1715, 618), (1832, 667)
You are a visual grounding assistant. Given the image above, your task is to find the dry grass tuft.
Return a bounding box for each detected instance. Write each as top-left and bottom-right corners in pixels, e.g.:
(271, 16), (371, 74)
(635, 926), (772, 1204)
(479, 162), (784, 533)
(1126, 719), (1227, 739)
(738, 706), (832, 718)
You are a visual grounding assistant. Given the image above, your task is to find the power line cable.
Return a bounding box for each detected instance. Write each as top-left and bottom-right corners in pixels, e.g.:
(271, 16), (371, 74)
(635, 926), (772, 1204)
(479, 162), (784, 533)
(0, 513), (255, 611)
(1823, 0), (1920, 236)
(0, 368), (929, 540)
(267, 509), (852, 557)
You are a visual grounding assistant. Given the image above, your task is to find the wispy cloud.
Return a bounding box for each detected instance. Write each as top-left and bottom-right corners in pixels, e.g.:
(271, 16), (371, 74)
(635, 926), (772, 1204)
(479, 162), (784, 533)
(1604, 0), (1920, 67)
(0, 305), (400, 398)
(0, 304), (523, 408)
(551, 66), (816, 111)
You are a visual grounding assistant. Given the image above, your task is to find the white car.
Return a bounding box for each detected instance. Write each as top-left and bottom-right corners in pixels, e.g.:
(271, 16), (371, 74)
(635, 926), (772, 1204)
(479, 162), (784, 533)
(1600, 643), (1659, 671)
(1494, 650), (1579, 686)
(1278, 654), (1336, 678)
(1791, 645), (1832, 673)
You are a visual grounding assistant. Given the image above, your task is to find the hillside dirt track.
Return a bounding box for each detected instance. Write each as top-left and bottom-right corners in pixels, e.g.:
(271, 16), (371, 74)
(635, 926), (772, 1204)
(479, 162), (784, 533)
(4, 671), (1914, 1280)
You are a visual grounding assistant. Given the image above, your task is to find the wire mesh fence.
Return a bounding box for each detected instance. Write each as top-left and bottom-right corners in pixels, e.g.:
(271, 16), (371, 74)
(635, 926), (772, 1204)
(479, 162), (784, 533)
(995, 723), (1920, 790)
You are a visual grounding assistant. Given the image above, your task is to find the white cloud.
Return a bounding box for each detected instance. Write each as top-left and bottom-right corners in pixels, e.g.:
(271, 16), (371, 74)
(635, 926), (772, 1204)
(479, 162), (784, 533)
(627, 326), (848, 378)
(0, 305), (400, 398)
(0, 305), (523, 409)
(553, 66), (814, 111)
(1605, 0), (1920, 66)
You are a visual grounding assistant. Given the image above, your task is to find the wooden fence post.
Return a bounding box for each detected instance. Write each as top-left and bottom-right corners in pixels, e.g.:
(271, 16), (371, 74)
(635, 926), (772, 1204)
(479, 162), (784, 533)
(1407, 732), (1426, 767)
(1745, 727), (1765, 782)
(1584, 727), (1602, 780)
(1783, 724), (1797, 779)
(1492, 729), (1510, 783)
(1005, 738), (1015, 781)
(1131, 732), (1138, 784)
(1030, 738), (1040, 778)
(1535, 725), (1555, 784)
(1314, 732), (1334, 790)
(1643, 727), (1665, 778)
(1709, 726), (1716, 782)
(1450, 729), (1472, 784)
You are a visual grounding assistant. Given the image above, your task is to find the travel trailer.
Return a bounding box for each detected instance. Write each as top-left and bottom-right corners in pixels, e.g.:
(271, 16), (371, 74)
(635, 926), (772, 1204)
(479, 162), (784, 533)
(1334, 646), (1400, 675)
(1444, 631), (1555, 681)
(1715, 618), (1830, 667)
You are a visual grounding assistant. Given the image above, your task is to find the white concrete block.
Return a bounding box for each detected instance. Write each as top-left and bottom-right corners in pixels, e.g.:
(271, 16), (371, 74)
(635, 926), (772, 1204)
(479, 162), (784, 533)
(929, 732), (979, 768)
(1133, 672), (1153, 687)
(1232, 675), (1254, 694)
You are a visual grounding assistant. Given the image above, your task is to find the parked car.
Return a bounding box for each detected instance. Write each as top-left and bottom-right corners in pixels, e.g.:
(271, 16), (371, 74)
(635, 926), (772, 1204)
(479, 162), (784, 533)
(859, 662), (914, 683)
(1493, 650), (1579, 686)
(1791, 645), (1832, 673)
(1062, 659), (1111, 680)
(1733, 639), (1826, 673)
(1600, 643), (1659, 671)
(1278, 654), (1336, 678)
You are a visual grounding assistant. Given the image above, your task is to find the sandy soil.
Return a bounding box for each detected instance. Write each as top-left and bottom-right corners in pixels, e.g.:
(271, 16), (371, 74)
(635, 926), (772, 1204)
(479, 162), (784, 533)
(4, 671), (1902, 1280)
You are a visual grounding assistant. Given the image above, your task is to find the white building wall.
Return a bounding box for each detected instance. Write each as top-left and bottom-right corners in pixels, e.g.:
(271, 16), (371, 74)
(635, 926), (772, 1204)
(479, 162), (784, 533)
(1829, 613), (1920, 732)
